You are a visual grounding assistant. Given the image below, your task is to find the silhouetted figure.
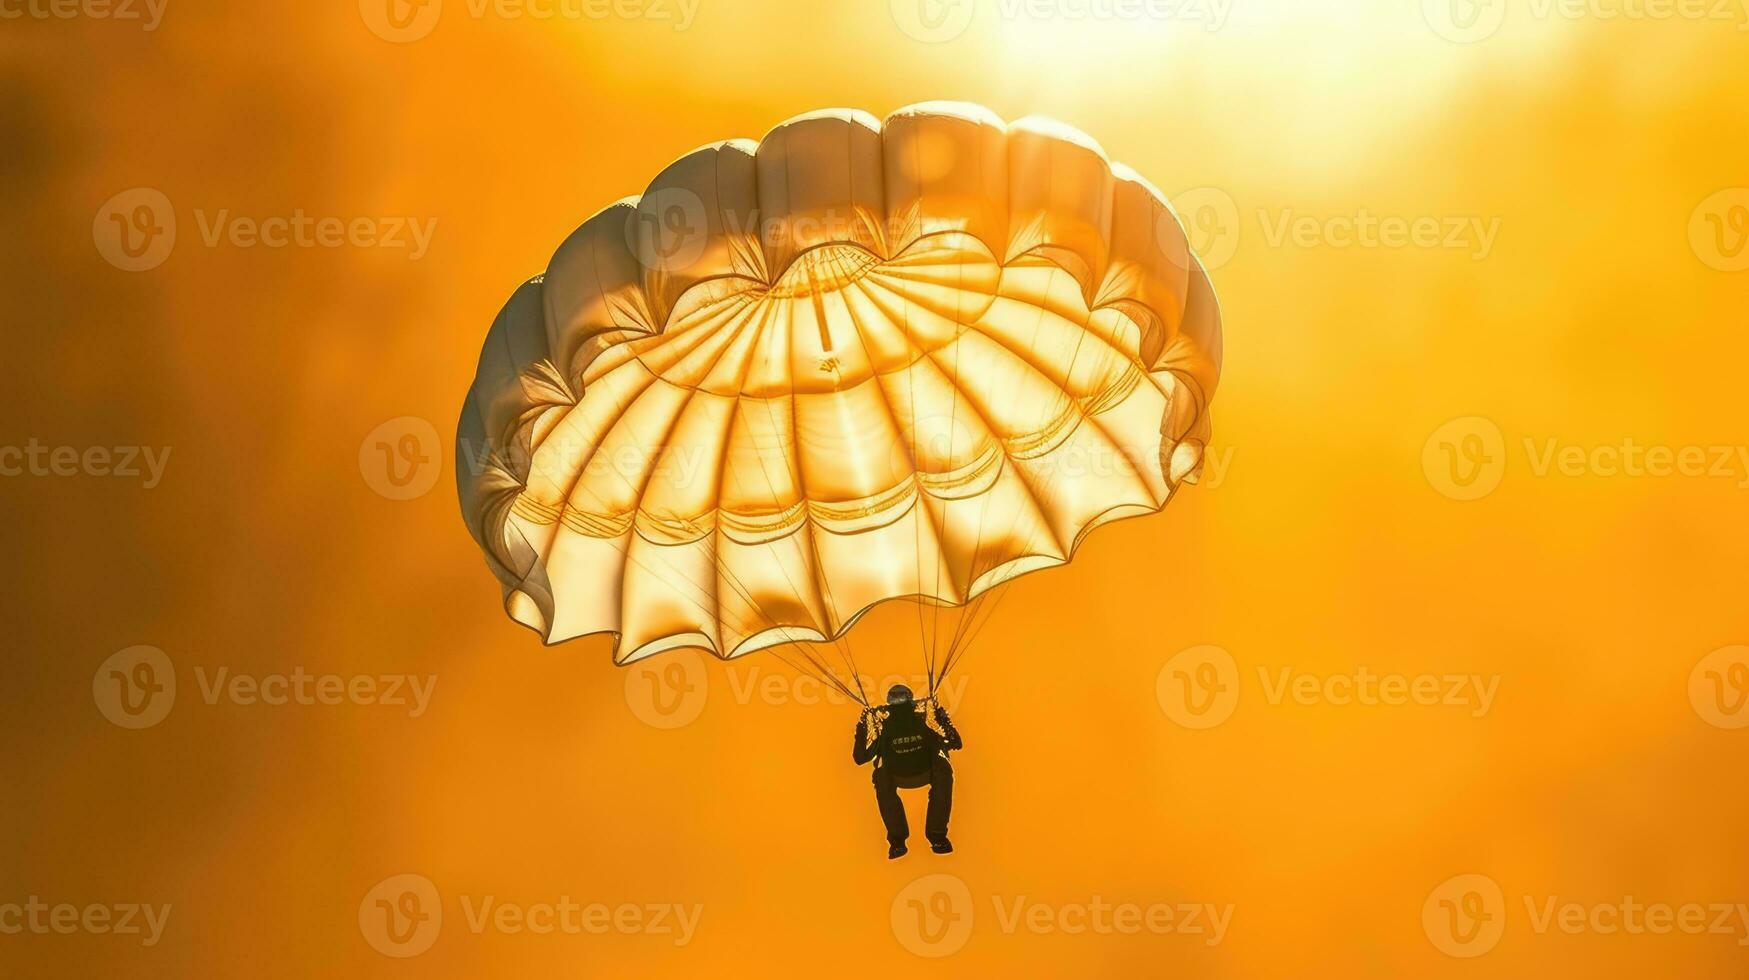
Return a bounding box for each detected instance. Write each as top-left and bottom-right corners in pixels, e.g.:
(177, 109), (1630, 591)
(853, 684), (963, 859)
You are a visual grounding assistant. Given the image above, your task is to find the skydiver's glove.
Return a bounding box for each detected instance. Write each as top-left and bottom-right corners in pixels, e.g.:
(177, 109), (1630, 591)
(857, 708), (886, 746)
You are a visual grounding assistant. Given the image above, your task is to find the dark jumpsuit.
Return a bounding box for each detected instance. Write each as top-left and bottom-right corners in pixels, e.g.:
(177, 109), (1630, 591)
(853, 703), (963, 846)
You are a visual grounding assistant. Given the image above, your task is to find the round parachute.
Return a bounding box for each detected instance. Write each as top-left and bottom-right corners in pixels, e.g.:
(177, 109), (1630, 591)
(457, 102), (1221, 703)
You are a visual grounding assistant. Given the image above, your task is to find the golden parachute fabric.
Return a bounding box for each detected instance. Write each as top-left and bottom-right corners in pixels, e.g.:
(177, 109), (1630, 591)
(457, 102), (1222, 665)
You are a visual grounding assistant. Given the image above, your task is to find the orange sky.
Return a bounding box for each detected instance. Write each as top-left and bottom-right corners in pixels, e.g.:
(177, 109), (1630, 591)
(4, 2), (1748, 977)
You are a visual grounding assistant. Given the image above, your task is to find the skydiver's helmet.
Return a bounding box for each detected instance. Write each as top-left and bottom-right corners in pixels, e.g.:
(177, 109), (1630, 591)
(882, 685), (927, 728)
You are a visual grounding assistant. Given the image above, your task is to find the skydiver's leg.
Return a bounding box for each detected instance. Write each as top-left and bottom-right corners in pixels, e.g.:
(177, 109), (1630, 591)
(873, 767), (909, 845)
(924, 757), (953, 845)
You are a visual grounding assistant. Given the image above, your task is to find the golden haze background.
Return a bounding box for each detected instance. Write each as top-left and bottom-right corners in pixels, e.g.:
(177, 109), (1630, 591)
(3, 0), (1747, 976)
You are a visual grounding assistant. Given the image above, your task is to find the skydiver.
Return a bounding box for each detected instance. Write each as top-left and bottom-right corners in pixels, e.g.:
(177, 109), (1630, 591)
(853, 684), (962, 859)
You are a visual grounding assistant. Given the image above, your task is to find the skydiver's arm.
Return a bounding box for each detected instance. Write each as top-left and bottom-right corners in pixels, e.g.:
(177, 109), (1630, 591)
(853, 717), (878, 765)
(934, 705), (963, 751)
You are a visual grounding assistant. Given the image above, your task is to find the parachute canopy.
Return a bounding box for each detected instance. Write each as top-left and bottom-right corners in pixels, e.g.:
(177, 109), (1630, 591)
(457, 102), (1221, 673)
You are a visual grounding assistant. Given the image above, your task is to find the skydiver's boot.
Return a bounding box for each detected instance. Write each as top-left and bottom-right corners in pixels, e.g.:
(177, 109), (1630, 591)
(888, 842), (908, 859)
(929, 837), (953, 854)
